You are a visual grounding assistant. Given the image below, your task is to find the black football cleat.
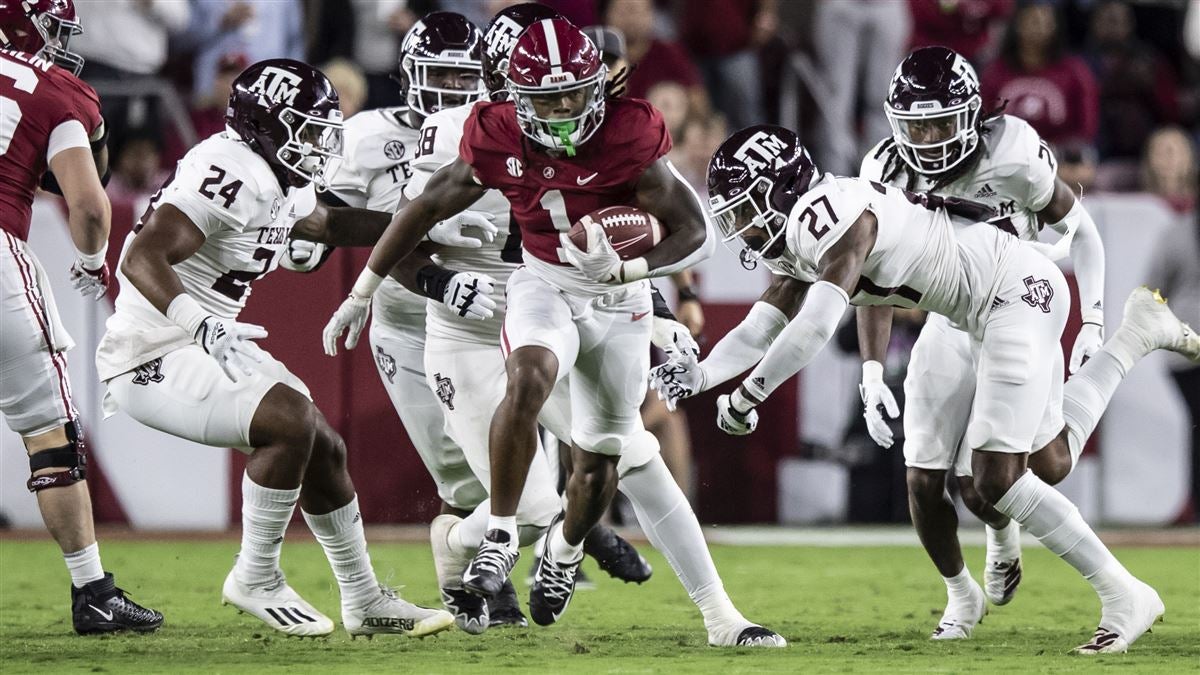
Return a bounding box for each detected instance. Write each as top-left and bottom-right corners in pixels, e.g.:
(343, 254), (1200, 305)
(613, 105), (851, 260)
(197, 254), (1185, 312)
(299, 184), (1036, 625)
(71, 573), (164, 635)
(583, 524), (652, 584)
(529, 520), (583, 626)
(463, 529), (519, 599)
(486, 579), (528, 628)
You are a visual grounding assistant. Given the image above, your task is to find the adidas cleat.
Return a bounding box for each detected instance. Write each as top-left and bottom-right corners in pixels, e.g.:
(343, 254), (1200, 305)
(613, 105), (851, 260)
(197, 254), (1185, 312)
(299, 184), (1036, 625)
(931, 578), (986, 640)
(71, 573), (163, 635)
(1074, 580), (1164, 655)
(528, 520), (583, 626)
(221, 568), (333, 637)
(463, 529), (519, 599)
(984, 558), (1022, 607)
(1118, 287), (1200, 362)
(344, 586), (455, 638)
(583, 524), (652, 584)
(486, 579), (528, 628)
(708, 622), (788, 648)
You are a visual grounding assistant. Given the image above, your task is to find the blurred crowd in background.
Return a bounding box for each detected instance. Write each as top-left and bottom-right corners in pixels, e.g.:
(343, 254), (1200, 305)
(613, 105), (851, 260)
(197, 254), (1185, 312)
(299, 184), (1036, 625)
(67, 0), (1199, 523)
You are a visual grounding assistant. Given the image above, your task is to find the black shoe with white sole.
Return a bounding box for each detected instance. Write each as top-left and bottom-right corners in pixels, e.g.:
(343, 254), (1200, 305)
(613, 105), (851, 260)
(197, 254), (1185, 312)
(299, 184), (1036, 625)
(71, 573), (163, 635)
(486, 579), (527, 628)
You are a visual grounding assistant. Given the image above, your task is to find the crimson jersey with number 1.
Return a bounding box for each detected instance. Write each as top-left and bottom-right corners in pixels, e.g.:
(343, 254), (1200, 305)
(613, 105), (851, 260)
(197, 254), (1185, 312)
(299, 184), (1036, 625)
(0, 48), (102, 240)
(458, 97), (671, 265)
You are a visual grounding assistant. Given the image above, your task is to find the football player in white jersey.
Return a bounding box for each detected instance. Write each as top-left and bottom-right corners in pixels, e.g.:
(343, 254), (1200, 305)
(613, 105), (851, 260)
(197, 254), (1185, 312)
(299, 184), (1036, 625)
(654, 124), (1199, 653)
(95, 59), (453, 639)
(848, 47), (1118, 637)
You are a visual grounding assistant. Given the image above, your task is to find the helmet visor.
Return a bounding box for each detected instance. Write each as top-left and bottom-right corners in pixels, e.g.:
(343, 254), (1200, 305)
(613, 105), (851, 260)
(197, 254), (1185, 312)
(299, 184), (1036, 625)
(406, 58), (485, 116)
(886, 100), (979, 175)
(279, 110), (344, 189)
(509, 68), (606, 155)
(709, 178), (787, 260)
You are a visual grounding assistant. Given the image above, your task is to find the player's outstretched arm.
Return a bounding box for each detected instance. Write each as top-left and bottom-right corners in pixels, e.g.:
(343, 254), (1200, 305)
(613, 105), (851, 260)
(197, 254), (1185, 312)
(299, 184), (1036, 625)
(650, 275), (805, 411)
(721, 212), (878, 432)
(1038, 178), (1106, 372)
(291, 202), (394, 247)
(631, 157), (715, 279)
(50, 145), (112, 299)
(855, 304), (901, 448)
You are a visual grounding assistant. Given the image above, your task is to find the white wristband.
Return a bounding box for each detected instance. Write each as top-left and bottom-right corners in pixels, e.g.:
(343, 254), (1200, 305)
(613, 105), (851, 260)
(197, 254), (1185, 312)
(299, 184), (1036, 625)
(351, 268), (385, 298)
(1080, 307), (1104, 327)
(166, 294), (210, 338)
(619, 257), (649, 283)
(862, 359), (885, 385)
(75, 242), (108, 270)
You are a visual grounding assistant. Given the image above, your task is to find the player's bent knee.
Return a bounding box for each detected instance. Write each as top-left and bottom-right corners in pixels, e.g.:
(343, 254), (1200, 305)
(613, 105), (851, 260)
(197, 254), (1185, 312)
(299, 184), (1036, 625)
(251, 384), (318, 455)
(972, 470), (1018, 505)
(1029, 444), (1071, 486)
(310, 420), (347, 471)
(26, 421), (86, 493)
(957, 476), (992, 519)
(905, 467), (946, 503)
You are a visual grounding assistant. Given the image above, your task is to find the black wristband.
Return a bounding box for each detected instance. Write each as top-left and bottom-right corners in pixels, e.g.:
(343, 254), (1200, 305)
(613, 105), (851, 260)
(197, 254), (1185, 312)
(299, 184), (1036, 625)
(650, 284), (677, 321)
(415, 264), (457, 301)
(677, 285), (700, 303)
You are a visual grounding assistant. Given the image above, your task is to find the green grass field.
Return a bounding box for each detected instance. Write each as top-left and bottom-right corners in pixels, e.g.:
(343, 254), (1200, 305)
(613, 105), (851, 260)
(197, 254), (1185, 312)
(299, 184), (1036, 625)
(1, 537), (1196, 673)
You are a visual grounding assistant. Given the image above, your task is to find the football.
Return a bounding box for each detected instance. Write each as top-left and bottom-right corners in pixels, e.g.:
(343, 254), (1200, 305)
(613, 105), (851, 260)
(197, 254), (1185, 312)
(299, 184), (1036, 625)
(567, 206), (665, 260)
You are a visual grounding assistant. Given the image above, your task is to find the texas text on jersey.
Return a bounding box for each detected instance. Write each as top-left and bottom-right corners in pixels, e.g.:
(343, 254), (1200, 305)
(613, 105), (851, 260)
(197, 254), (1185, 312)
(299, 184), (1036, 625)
(95, 132), (317, 381)
(0, 48), (102, 239)
(458, 96), (670, 289)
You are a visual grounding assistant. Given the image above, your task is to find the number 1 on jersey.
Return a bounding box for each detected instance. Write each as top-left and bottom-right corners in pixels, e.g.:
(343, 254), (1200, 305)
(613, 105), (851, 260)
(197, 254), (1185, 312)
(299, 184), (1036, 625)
(540, 189), (574, 262)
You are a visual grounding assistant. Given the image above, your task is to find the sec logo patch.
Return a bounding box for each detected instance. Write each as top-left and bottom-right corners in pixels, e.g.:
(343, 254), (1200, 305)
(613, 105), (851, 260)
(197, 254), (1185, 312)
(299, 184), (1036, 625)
(384, 140), (405, 161)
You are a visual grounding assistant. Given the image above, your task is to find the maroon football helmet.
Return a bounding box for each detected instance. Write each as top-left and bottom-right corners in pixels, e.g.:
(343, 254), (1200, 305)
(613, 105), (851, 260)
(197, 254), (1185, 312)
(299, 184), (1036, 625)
(506, 18), (605, 156)
(885, 46), (983, 175)
(226, 59), (344, 190)
(707, 125), (817, 261)
(0, 0), (84, 75)
(398, 11), (485, 121)
(481, 3), (561, 97)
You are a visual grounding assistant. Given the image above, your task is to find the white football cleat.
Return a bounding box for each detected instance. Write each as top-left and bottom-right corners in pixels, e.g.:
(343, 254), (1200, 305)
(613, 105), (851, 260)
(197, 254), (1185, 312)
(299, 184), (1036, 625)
(707, 621), (788, 648)
(1074, 579), (1164, 655)
(1118, 287), (1200, 362)
(221, 568), (334, 637)
(984, 558), (1022, 606)
(931, 578), (986, 640)
(343, 585), (455, 638)
(431, 514), (489, 634)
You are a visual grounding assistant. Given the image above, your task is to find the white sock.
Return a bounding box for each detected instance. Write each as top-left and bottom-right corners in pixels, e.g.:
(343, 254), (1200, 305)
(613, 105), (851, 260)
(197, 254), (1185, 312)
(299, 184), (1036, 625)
(942, 566), (975, 603)
(235, 472), (299, 587)
(64, 542), (104, 588)
(548, 524), (583, 563)
(456, 501), (491, 553)
(1062, 349), (1128, 465)
(994, 471), (1125, 593)
(619, 455), (745, 630)
(486, 514), (519, 549)
(986, 519), (1021, 562)
(302, 496), (379, 611)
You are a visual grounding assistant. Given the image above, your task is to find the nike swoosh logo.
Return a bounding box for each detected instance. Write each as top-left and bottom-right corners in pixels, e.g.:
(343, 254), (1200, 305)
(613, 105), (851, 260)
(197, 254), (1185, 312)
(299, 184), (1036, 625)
(89, 604), (114, 621)
(576, 172), (599, 185)
(631, 311), (649, 322)
(611, 234), (647, 252)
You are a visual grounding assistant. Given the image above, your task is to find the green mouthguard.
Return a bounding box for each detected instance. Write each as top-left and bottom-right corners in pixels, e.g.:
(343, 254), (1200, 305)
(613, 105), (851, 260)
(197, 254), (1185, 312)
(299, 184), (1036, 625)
(549, 121), (577, 157)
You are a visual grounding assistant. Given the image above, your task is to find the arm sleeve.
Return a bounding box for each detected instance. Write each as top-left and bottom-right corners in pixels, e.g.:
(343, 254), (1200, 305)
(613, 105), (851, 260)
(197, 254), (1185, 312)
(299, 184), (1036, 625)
(697, 301), (789, 391)
(740, 281), (850, 404)
(1054, 200), (1106, 322)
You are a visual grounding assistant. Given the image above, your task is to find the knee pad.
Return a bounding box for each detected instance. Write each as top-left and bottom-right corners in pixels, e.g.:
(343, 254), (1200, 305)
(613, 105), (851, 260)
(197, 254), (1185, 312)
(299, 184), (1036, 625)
(27, 420), (87, 492)
(617, 430), (660, 478)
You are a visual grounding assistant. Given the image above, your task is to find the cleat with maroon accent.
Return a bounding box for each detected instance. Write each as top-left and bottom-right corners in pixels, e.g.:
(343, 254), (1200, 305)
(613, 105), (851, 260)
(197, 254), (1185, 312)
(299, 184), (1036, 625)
(931, 578), (986, 640)
(984, 558), (1022, 606)
(221, 568), (333, 637)
(1073, 580), (1164, 655)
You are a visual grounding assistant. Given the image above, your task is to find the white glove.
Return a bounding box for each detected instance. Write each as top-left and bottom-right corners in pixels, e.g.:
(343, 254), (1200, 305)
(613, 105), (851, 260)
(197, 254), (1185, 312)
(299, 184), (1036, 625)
(716, 390), (758, 436)
(427, 211), (498, 249)
(279, 239), (327, 273)
(69, 259), (109, 300)
(1069, 321), (1105, 374)
(322, 293), (371, 356)
(649, 353), (704, 412)
(559, 220), (622, 283)
(195, 316), (268, 382)
(443, 272), (498, 320)
(651, 316), (700, 360)
(858, 360), (900, 448)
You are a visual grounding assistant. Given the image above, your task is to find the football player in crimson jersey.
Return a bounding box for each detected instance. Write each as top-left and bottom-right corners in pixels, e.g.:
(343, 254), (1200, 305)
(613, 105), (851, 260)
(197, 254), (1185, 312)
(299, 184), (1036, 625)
(360, 4), (783, 646)
(325, 18), (770, 639)
(97, 59), (453, 639)
(0, 0), (164, 634)
(656, 123), (1196, 653)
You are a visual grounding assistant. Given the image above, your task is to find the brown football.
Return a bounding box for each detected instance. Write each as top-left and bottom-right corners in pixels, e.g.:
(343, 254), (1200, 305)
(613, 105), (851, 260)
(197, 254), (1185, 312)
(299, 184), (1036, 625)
(567, 206), (665, 260)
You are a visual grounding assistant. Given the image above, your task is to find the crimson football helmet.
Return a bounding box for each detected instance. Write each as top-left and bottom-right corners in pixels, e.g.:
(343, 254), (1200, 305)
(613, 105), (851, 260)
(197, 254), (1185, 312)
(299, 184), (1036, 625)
(885, 46), (983, 175)
(481, 3), (561, 97)
(0, 0), (83, 75)
(506, 18), (606, 156)
(707, 125), (817, 263)
(398, 11), (485, 120)
(226, 59), (344, 190)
